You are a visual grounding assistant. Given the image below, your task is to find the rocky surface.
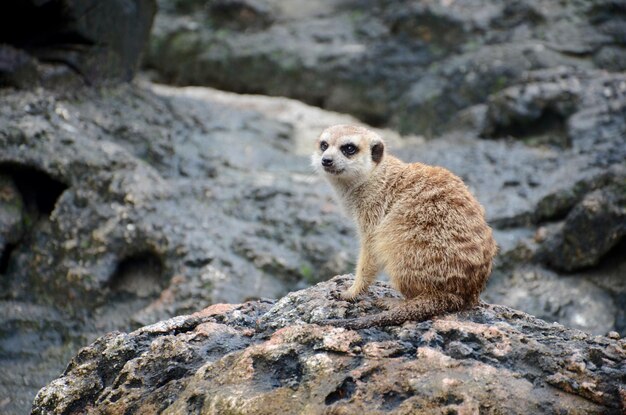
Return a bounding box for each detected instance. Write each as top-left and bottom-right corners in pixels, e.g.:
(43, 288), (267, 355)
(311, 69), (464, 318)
(0, 81), (397, 413)
(1, 2), (626, 413)
(145, 0), (626, 134)
(1, 67), (625, 412)
(32, 276), (626, 415)
(0, 0), (156, 87)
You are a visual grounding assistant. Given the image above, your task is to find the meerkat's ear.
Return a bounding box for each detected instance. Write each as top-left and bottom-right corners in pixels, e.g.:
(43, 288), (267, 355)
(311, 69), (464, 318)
(371, 141), (384, 164)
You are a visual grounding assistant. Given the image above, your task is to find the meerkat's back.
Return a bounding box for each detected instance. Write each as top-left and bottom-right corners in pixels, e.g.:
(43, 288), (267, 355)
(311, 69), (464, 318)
(373, 162), (497, 302)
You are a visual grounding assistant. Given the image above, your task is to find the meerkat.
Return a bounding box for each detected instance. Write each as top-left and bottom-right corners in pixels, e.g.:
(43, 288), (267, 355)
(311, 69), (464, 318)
(311, 124), (497, 329)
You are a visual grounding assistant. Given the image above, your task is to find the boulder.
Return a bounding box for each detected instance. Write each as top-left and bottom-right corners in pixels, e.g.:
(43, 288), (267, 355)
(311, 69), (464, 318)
(146, 0), (626, 134)
(479, 68), (626, 272)
(0, 0), (156, 86)
(0, 83), (362, 413)
(539, 180), (626, 271)
(32, 276), (626, 414)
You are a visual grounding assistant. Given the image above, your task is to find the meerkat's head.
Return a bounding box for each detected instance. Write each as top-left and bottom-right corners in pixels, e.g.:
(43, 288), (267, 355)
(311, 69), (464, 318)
(311, 125), (385, 182)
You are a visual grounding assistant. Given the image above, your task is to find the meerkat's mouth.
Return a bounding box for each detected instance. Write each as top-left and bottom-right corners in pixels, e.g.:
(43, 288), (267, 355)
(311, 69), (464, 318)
(323, 166), (344, 175)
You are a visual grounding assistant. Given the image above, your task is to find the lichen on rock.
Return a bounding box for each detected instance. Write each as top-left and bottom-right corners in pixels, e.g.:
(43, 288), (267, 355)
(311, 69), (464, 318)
(32, 276), (626, 414)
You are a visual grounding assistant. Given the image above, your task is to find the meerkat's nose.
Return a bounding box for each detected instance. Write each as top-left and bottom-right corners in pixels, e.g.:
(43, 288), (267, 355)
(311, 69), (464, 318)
(322, 157), (333, 167)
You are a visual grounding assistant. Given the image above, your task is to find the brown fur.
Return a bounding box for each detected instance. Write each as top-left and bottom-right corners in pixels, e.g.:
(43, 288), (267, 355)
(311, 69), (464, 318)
(311, 125), (497, 329)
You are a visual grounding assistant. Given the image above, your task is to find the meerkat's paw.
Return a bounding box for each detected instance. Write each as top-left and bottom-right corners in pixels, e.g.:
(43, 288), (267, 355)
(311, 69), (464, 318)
(374, 297), (402, 310)
(340, 290), (359, 302)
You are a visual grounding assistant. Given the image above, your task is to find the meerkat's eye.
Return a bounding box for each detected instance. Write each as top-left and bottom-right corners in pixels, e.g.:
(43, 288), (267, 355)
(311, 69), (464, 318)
(341, 144), (358, 156)
(320, 141), (329, 151)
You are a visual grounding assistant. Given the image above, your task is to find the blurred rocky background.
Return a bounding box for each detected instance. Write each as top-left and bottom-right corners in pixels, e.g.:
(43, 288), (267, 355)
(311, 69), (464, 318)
(0, 0), (624, 413)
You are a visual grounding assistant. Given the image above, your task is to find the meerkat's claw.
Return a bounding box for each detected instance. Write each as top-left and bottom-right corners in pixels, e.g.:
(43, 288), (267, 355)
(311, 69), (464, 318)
(340, 288), (362, 301)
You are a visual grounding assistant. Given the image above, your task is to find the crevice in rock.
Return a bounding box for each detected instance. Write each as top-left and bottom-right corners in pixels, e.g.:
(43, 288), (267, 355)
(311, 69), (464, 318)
(438, 392), (464, 406)
(589, 1), (626, 27)
(154, 365), (190, 388)
(0, 163), (68, 282)
(488, 108), (569, 147)
(598, 237), (626, 265)
(108, 251), (167, 299)
(360, 112), (388, 128)
(0, 242), (17, 275)
(207, 0), (274, 31)
(0, 163), (68, 218)
(325, 376), (356, 405)
(0, 1), (95, 83)
(593, 239), (626, 336)
(382, 390), (411, 410)
(0, 2), (93, 50)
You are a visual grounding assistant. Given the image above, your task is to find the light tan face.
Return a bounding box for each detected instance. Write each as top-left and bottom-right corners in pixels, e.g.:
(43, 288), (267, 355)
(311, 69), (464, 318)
(311, 125), (385, 181)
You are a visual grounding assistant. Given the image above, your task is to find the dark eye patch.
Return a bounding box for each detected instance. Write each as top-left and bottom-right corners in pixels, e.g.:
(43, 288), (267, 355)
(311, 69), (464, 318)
(341, 144), (358, 157)
(320, 141), (329, 151)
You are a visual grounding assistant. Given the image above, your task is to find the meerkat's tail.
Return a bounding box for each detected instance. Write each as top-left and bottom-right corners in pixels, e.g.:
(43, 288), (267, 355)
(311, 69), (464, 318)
(318, 293), (472, 329)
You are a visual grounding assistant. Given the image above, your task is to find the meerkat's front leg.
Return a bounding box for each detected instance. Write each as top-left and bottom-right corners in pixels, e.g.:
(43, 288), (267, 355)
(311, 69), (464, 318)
(342, 243), (379, 301)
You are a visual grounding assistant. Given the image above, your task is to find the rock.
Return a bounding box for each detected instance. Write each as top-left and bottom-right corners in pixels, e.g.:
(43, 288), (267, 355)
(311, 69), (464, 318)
(539, 180), (626, 271)
(482, 68), (626, 162)
(0, 0), (156, 85)
(32, 276), (626, 414)
(2, 67), (625, 412)
(0, 83), (356, 312)
(478, 67), (626, 272)
(484, 267), (617, 335)
(481, 68), (584, 141)
(0, 44), (39, 88)
(393, 43), (589, 136)
(0, 82), (371, 413)
(0, 300), (82, 414)
(146, 0), (626, 134)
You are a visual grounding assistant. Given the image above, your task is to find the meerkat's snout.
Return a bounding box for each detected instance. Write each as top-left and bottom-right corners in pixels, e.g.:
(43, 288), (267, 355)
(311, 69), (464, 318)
(319, 149), (343, 175)
(320, 152), (338, 174)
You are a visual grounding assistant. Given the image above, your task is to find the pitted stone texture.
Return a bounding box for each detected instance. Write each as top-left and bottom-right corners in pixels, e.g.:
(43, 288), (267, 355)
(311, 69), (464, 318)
(33, 276), (626, 414)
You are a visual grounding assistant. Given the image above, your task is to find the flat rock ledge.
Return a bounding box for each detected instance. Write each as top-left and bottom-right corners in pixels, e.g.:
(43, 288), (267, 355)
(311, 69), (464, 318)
(33, 275), (626, 414)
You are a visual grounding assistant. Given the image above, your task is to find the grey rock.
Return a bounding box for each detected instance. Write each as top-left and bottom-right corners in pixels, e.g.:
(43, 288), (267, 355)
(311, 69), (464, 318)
(0, 84), (354, 310)
(2, 68), (626, 413)
(478, 68), (626, 272)
(482, 68), (626, 163)
(0, 0), (156, 85)
(394, 43), (590, 136)
(0, 83), (359, 414)
(146, 0), (626, 134)
(484, 267), (617, 335)
(539, 181), (626, 271)
(0, 45), (39, 88)
(32, 276), (626, 414)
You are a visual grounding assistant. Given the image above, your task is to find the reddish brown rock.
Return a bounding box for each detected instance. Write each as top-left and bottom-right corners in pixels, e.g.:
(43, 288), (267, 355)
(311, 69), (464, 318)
(32, 275), (626, 414)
